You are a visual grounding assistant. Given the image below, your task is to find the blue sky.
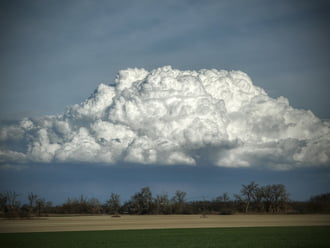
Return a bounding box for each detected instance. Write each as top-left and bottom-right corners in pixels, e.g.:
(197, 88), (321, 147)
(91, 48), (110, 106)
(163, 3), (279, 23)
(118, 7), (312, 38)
(0, 0), (329, 204)
(1, 0), (329, 120)
(1, 163), (330, 204)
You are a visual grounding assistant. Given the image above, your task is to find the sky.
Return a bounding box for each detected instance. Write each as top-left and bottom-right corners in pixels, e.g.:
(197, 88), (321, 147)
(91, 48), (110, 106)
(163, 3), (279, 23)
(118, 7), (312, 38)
(0, 0), (330, 204)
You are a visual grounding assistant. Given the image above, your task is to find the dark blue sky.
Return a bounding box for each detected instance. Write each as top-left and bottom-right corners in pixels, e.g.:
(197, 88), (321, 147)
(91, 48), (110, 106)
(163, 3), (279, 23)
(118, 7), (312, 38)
(1, 163), (330, 204)
(0, 0), (329, 204)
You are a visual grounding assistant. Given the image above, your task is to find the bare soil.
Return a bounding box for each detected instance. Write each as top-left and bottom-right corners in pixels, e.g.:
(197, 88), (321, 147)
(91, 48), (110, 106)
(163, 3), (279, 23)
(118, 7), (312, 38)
(1, 214), (329, 233)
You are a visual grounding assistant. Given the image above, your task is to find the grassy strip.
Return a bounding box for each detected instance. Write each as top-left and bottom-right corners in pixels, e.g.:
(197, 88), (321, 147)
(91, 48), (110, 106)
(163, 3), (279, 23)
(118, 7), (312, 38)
(1, 226), (330, 248)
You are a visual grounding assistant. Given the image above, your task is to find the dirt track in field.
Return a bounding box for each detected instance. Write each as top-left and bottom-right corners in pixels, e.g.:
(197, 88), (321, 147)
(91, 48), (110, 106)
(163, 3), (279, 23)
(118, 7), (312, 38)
(1, 214), (330, 233)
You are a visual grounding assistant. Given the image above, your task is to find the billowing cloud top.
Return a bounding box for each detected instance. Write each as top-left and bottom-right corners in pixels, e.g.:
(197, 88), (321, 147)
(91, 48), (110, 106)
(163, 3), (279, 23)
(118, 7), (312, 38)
(1, 66), (329, 169)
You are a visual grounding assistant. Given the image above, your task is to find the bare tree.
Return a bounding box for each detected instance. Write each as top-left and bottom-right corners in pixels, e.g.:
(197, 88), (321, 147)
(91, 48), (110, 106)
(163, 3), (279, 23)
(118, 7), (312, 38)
(215, 192), (230, 202)
(240, 181), (259, 213)
(261, 184), (289, 213)
(233, 193), (245, 212)
(28, 192), (38, 212)
(172, 190), (187, 214)
(155, 193), (171, 214)
(173, 190), (186, 203)
(106, 193), (121, 214)
(309, 193), (330, 213)
(36, 198), (45, 217)
(272, 184), (289, 212)
(131, 187), (153, 214)
(4, 191), (20, 209)
(215, 193), (231, 213)
(0, 193), (7, 211)
(88, 197), (102, 214)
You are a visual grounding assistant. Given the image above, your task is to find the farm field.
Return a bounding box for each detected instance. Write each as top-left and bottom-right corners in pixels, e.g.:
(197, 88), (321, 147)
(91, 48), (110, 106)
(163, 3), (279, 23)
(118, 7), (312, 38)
(1, 226), (330, 248)
(0, 214), (330, 233)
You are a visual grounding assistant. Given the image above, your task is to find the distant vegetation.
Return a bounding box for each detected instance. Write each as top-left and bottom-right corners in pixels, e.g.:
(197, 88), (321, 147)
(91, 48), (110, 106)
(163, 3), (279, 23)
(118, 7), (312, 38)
(0, 182), (329, 218)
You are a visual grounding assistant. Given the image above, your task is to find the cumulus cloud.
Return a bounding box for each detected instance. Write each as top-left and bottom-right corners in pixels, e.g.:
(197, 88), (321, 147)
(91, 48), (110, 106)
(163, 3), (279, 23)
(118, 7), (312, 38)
(1, 66), (329, 169)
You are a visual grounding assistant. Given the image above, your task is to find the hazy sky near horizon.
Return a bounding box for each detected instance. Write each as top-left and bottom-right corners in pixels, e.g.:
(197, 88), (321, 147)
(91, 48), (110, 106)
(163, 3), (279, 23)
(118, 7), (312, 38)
(0, 0), (330, 203)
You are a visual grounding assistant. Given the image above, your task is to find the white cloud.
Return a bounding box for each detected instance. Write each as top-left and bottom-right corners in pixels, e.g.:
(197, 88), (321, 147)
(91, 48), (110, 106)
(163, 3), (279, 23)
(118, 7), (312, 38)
(0, 66), (329, 169)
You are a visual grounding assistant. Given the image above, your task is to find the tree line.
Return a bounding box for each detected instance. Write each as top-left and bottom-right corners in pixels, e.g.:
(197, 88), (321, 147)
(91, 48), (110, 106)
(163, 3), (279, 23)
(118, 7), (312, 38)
(1, 182), (329, 218)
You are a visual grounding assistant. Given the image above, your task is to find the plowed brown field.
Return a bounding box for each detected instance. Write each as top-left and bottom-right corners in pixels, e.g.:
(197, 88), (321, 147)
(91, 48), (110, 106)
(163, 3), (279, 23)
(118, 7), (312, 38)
(1, 214), (329, 233)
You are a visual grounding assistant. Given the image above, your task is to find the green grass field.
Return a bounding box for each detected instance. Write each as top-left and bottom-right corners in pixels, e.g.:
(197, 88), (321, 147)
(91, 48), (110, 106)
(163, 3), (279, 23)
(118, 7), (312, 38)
(1, 226), (330, 248)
